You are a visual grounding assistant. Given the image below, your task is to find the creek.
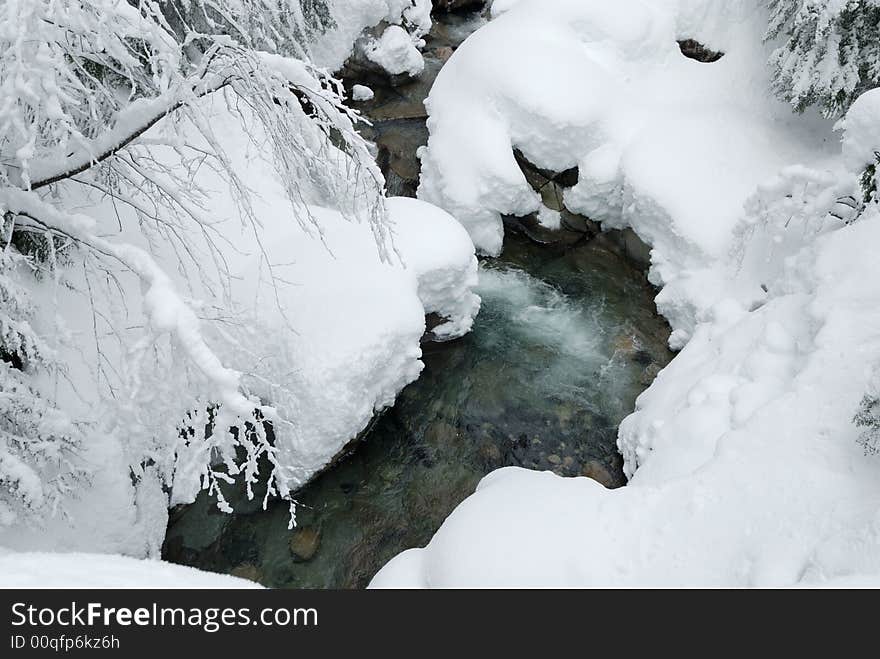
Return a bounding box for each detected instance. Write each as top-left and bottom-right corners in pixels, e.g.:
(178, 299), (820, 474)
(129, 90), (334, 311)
(162, 8), (672, 588)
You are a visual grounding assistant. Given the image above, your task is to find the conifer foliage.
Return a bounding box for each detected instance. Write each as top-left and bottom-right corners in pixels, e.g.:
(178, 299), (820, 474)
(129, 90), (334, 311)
(766, 0), (880, 117)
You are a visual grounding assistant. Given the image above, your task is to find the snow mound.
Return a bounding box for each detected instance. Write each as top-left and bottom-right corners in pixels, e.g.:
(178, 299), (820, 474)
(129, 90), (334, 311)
(0, 551), (258, 588)
(388, 197), (481, 339)
(365, 25), (425, 77)
(309, 0), (432, 72)
(352, 84), (375, 101)
(839, 89), (880, 172)
(125, 103), (481, 504)
(196, 191), (480, 492)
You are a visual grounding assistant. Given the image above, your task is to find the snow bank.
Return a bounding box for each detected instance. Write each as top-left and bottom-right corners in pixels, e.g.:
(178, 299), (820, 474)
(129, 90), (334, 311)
(184, 120), (479, 492)
(2, 97), (479, 558)
(416, 0), (836, 341)
(374, 207), (880, 587)
(0, 551), (258, 588)
(372, 1), (880, 587)
(388, 197), (481, 339)
(189, 183), (480, 492)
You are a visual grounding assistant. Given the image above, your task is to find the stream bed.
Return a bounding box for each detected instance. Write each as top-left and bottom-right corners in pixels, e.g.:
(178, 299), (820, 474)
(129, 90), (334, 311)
(162, 8), (672, 588)
(163, 231), (672, 588)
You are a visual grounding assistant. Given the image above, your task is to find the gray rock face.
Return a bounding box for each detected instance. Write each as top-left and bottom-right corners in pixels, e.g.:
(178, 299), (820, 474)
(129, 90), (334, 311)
(677, 39), (724, 62)
(508, 148), (654, 274)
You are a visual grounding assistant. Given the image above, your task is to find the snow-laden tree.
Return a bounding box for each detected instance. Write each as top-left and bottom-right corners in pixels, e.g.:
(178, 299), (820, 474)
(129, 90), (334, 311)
(766, 0), (880, 117)
(0, 213), (87, 527)
(855, 385), (880, 454)
(0, 0), (388, 528)
(160, 0), (335, 64)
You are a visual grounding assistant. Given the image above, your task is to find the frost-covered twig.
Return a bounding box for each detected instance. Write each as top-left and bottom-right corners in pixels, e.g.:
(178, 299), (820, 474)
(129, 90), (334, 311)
(1, 188), (259, 418)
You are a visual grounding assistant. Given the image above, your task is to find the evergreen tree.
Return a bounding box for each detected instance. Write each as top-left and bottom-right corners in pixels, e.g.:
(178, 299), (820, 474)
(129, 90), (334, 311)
(854, 388), (880, 454)
(766, 0), (880, 117)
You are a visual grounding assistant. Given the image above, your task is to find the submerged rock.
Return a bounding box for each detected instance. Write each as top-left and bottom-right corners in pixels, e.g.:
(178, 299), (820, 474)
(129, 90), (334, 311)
(230, 564), (263, 583)
(432, 45), (454, 62)
(581, 461), (616, 488)
(479, 441), (502, 464)
(289, 527), (322, 562)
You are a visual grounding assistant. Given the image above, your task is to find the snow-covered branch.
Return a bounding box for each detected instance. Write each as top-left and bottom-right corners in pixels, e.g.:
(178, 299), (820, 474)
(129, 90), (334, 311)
(1, 188), (259, 418)
(28, 73), (233, 191)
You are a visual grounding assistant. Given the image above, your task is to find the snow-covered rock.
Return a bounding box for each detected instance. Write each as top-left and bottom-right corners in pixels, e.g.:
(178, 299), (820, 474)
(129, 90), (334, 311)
(191, 186), (480, 492)
(365, 25), (426, 77)
(352, 84), (375, 101)
(389, 197), (481, 339)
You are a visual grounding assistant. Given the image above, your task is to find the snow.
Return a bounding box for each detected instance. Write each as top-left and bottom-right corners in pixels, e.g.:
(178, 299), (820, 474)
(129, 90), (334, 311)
(387, 197), (481, 340)
(536, 205), (561, 230)
(308, 0), (432, 73)
(838, 89), (880, 171)
(372, 1), (880, 587)
(352, 84), (375, 101)
(365, 25), (425, 77)
(189, 185), (480, 493)
(0, 551), (258, 588)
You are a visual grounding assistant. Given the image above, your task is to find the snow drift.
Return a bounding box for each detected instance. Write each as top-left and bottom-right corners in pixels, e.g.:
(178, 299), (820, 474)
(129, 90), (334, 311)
(0, 551), (258, 588)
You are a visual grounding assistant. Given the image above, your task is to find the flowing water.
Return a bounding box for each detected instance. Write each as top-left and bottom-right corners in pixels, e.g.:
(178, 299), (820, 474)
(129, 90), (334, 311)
(163, 232), (671, 588)
(162, 9), (672, 588)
